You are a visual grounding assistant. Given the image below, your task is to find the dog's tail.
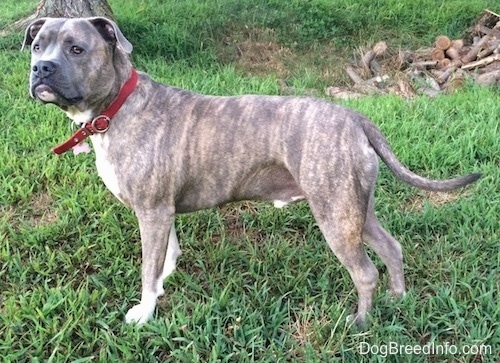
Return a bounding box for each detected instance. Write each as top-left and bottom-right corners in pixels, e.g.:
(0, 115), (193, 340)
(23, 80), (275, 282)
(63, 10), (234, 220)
(361, 118), (481, 192)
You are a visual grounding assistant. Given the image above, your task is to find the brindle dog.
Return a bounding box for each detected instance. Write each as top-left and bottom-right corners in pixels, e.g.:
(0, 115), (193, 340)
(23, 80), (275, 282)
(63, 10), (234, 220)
(24, 17), (480, 325)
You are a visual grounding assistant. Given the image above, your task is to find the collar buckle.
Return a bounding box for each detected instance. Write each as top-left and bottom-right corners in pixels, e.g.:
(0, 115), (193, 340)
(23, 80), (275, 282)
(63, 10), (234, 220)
(90, 115), (110, 133)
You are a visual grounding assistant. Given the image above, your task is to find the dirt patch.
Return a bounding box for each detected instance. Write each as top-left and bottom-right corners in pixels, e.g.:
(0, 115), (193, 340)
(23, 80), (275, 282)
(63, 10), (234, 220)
(235, 39), (291, 76)
(403, 190), (469, 213)
(30, 191), (58, 227)
(1, 192), (58, 232)
(219, 202), (266, 243)
(218, 27), (295, 77)
(218, 27), (351, 93)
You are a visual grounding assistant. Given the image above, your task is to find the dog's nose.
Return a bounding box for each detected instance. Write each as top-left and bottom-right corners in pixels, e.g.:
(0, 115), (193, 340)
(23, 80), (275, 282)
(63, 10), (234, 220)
(32, 60), (57, 78)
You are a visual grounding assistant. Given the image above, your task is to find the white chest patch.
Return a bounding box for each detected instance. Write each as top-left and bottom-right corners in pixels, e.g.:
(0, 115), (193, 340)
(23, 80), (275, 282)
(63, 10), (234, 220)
(90, 134), (123, 202)
(66, 108), (93, 126)
(65, 109), (123, 202)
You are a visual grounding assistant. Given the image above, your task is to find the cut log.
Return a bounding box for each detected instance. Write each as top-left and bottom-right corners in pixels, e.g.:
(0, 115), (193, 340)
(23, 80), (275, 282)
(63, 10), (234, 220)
(345, 66), (364, 84)
(445, 47), (461, 60)
(436, 64), (460, 84)
(461, 34), (492, 63)
(437, 58), (451, 69)
(435, 35), (452, 50)
(431, 48), (445, 60)
(462, 53), (500, 70)
(370, 59), (382, 75)
(360, 41), (387, 73)
(477, 39), (500, 58)
(451, 39), (464, 50)
(411, 60), (439, 69)
(360, 50), (376, 70)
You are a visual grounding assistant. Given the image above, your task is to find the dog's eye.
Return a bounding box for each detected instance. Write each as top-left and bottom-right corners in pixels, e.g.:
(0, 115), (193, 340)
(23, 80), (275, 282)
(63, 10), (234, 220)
(71, 46), (84, 55)
(33, 44), (40, 52)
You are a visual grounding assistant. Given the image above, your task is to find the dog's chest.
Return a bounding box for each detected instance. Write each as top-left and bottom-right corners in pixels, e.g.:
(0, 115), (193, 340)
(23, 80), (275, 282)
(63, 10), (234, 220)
(90, 134), (123, 202)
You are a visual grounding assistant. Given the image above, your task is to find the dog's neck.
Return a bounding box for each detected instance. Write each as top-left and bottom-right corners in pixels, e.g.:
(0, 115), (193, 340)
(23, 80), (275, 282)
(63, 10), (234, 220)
(53, 68), (139, 155)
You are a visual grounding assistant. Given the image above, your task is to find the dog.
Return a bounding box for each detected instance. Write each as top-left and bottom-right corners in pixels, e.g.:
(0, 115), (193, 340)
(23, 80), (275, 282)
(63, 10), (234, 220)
(23, 17), (481, 325)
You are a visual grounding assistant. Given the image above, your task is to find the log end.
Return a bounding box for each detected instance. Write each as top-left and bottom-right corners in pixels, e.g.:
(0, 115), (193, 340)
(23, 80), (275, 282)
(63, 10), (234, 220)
(435, 35), (452, 50)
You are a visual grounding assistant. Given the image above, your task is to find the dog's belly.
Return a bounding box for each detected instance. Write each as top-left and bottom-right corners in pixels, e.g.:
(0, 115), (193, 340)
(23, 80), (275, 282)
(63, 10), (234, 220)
(174, 164), (305, 213)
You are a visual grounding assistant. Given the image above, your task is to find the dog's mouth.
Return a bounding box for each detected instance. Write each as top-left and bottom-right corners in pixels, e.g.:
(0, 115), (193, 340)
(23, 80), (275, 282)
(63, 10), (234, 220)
(31, 80), (83, 107)
(33, 84), (58, 103)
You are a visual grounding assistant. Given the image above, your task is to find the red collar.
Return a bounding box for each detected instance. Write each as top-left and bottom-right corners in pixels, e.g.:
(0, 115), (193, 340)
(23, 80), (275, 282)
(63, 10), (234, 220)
(52, 68), (139, 155)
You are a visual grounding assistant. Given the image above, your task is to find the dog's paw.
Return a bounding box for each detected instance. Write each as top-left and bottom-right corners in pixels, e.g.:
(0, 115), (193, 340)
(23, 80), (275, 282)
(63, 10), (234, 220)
(125, 303), (155, 325)
(346, 313), (360, 324)
(387, 288), (406, 299)
(346, 313), (370, 328)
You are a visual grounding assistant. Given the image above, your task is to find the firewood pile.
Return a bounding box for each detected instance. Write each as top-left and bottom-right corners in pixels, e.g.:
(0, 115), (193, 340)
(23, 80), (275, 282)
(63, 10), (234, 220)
(329, 9), (500, 99)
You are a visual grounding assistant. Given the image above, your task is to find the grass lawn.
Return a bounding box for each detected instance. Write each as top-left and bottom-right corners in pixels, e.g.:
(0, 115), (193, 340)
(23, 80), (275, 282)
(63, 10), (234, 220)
(0, 0), (498, 362)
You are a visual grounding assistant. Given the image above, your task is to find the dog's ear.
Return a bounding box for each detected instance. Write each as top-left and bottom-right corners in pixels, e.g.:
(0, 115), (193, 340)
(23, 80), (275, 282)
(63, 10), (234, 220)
(22, 18), (48, 50)
(89, 17), (133, 54)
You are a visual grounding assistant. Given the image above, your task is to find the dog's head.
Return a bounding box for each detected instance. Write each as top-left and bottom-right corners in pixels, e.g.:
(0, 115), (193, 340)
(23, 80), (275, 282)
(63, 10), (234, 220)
(23, 17), (133, 112)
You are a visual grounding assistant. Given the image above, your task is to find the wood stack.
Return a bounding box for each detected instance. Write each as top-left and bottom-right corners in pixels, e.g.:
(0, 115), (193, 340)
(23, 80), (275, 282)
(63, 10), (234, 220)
(409, 9), (500, 91)
(339, 9), (499, 99)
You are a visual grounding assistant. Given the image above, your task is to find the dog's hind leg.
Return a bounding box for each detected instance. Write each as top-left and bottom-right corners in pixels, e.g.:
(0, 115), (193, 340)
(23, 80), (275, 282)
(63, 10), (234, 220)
(308, 196), (379, 325)
(363, 196), (405, 297)
(125, 207), (175, 325)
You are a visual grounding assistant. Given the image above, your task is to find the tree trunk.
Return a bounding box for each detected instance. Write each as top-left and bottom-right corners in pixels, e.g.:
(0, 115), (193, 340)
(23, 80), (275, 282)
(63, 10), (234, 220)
(36, 0), (114, 18)
(7, 0), (114, 32)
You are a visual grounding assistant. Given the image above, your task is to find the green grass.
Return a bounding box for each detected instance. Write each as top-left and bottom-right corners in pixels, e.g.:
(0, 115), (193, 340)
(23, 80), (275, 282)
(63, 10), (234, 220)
(1, 0), (499, 362)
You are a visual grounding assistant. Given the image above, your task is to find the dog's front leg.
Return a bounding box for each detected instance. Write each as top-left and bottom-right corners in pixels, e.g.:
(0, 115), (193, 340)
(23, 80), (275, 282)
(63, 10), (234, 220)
(125, 207), (178, 325)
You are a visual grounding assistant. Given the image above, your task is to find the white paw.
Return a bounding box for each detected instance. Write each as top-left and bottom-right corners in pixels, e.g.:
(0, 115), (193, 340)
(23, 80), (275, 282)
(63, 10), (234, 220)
(346, 313), (356, 323)
(125, 303), (155, 325)
(346, 313), (366, 326)
(386, 288), (406, 299)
